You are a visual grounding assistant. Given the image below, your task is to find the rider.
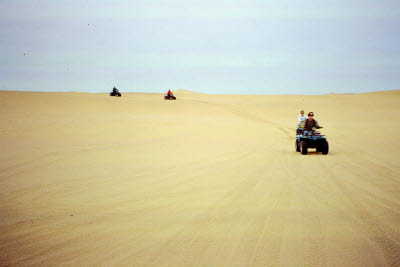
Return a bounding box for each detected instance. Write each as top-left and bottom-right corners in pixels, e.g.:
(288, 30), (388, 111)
(167, 89), (172, 97)
(113, 86), (119, 93)
(298, 110), (308, 126)
(301, 112), (321, 136)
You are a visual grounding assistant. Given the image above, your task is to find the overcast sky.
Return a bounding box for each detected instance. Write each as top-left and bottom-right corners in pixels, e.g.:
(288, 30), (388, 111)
(0, 0), (399, 94)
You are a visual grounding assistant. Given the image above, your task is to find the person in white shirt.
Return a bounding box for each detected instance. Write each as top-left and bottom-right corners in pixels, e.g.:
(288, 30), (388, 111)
(298, 110), (308, 126)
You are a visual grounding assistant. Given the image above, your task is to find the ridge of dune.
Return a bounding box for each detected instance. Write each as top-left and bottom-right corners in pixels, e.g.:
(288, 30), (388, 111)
(358, 89), (400, 95)
(174, 89), (208, 95)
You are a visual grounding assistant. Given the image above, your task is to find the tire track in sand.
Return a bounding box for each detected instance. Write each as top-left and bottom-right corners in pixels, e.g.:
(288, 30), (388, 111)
(182, 98), (293, 139)
(280, 151), (327, 266)
(304, 158), (400, 266)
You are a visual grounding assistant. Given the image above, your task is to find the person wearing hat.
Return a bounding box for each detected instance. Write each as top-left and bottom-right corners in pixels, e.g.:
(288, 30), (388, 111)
(301, 112), (321, 136)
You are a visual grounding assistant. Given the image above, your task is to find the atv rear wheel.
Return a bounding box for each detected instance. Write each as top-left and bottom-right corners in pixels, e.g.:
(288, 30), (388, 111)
(300, 141), (308, 155)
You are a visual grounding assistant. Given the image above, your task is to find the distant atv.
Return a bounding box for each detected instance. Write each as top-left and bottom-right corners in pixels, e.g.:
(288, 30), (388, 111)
(164, 94), (176, 100)
(110, 90), (121, 97)
(295, 126), (329, 155)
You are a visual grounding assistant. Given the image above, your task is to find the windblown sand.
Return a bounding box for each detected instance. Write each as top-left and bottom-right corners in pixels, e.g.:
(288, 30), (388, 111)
(1, 90), (400, 266)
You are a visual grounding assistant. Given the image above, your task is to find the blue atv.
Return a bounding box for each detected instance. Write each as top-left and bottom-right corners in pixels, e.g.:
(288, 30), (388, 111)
(295, 126), (329, 155)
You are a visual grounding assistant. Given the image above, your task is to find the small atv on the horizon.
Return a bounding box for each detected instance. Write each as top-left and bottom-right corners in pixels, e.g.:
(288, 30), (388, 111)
(110, 88), (121, 97)
(164, 94), (176, 100)
(295, 126), (329, 155)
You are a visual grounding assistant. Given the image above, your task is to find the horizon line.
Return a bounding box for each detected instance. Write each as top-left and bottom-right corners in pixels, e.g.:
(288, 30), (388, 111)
(1, 89), (399, 96)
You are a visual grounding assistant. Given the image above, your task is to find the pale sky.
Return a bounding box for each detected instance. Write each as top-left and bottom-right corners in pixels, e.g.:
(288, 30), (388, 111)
(1, 0), (399, 94)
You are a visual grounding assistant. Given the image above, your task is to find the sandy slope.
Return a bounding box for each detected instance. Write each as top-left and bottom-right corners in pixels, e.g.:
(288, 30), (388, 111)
(1, 90), (400, 266)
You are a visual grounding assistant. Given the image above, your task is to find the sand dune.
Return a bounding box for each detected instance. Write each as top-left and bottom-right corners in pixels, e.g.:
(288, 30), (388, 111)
(1, 90), (400, 266)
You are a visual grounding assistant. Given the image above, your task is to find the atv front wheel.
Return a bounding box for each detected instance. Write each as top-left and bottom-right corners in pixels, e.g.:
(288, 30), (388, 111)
(295, 139), (300, 152)
(300, 141), (308, 155)
(321, 140), (329, 155)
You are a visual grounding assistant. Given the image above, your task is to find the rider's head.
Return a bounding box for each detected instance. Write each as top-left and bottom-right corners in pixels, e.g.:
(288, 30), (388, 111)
(300, 110), (304, 115)
(308, 112), (314, 118)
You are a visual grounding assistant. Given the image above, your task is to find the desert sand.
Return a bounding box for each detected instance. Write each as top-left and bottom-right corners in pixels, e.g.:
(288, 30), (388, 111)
(1, 89), (400, 266)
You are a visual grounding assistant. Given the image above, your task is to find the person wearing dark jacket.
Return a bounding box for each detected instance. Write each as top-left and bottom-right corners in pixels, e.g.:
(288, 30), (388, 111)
(301, 112), (321, 136)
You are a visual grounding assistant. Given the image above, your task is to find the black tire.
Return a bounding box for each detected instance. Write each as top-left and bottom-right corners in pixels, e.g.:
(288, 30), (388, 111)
(164, 96), (167, 100)
(300, 141), (308, 155)
(295, 139), (300, 152)
(321, 140), (329, 155)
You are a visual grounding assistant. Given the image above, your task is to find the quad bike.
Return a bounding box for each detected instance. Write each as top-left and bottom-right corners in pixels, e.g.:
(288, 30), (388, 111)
(164, 94), (176, 100)
(110, 89), (121, 97)
(295, 126), (329, 155)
